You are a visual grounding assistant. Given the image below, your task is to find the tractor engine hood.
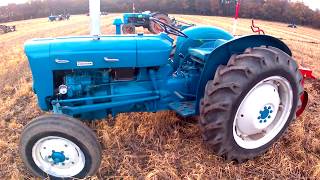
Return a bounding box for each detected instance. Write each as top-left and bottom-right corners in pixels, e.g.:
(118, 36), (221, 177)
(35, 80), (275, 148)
(25, 34), (173, 71)
(24, 34), (173, 110)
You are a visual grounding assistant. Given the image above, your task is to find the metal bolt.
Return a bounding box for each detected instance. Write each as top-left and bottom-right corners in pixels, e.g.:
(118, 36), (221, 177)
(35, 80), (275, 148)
(279, 104), (284, 110)
(65, 144), (68, 147)
(43, 147), (46, 149)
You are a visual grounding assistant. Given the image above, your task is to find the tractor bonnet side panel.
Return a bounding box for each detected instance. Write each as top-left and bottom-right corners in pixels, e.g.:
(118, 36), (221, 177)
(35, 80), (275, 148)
(50, 36), (137, 69)
(136, 34), (172, 67)
(25, 39), (52, 110)
(25, 34), (173, 112)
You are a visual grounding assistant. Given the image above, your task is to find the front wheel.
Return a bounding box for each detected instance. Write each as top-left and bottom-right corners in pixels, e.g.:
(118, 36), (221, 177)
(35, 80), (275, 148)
(122, 24), (136, 34)
(20, 115), (102, 179)
(200, 46), (303, 162)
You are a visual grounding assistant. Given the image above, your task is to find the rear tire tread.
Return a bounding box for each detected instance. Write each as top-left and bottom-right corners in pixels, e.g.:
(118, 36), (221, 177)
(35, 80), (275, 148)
(200, 46), (303, 162)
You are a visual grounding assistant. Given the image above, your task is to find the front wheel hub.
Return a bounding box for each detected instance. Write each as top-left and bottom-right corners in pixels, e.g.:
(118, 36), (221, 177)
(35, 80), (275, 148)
(51, 150), (66, 164)
(32, 136), (85, 177)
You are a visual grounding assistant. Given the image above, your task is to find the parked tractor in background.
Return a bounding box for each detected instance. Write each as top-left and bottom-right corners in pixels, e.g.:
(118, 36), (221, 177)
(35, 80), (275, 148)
(20, 0), (314, 179)
(0, 24), (16, 34)
(120, 11), (194, 34)
(48, 13), (71, 21)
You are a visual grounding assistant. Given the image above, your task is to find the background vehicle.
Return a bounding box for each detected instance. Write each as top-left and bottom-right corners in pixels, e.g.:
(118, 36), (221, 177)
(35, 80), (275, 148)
(48, 14), (70, 21)
(0, 24), (16, 33)
(121, 11), (193, 34)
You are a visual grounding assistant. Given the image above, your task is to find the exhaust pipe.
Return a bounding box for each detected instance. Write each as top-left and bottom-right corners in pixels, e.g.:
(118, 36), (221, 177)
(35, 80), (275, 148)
(89, 0), (101, 38)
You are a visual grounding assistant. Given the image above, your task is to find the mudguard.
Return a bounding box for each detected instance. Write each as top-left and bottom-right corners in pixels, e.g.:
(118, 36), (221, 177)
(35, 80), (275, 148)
(173, 26), (234, 69)
(195, 35), (292, 114)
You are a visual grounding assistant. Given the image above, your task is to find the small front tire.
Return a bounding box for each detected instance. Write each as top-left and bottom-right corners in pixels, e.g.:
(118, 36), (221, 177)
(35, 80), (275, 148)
(122, 24), (136, 34)
(20, 114), (102, 179)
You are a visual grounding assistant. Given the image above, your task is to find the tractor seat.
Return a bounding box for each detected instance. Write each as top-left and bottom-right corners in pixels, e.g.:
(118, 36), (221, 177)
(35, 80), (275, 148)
(188, 39), (227, 63)
(188, 48), (213, 63)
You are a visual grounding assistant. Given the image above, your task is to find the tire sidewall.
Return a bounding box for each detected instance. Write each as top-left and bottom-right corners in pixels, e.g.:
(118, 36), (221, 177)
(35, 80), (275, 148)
(149, 13), (171, 34)
(23, 131), (93, 179)
(122, 24), (135, 34)
(226, 68), (299, 154)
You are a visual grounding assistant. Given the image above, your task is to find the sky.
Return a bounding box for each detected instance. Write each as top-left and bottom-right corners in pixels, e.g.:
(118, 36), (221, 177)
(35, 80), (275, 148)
(291, 0), (320, 10)
(0, 0), (28, 6)
(0, 0), (319, 10)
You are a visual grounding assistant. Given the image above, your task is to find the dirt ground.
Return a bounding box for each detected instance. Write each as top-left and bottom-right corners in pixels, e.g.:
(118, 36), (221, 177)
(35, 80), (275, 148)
(0, 14), (319, 179)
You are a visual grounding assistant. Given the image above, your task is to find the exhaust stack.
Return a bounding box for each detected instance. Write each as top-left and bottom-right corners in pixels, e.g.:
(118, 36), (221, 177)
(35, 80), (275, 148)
(89, 0), (101, 37)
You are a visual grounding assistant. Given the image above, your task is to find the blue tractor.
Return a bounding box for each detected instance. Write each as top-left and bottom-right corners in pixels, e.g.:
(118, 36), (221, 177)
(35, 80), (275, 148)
(121, 11), (193, 34)
(48, 14), (70, 22)
(20, 1), (310, 179)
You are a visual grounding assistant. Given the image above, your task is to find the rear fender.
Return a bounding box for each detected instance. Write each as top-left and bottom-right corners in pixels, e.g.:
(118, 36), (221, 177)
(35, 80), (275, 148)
(195, 35), (292, 114)
(296, 67), (316, 117)
(296, 91), (308, 117)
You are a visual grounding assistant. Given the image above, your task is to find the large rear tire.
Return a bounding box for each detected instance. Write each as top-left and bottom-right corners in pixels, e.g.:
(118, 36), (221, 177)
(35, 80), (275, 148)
(20, 114), (102, 179)
(149, 13), (172, 34)
(200, 46), (303, 162)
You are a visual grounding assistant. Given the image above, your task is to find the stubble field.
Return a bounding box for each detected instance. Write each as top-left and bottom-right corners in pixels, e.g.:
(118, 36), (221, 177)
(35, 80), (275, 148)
(0, 14), (319, 179)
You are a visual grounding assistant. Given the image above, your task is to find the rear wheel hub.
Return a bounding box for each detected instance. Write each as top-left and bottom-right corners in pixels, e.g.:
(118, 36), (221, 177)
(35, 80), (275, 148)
(233, 76), (293, 149)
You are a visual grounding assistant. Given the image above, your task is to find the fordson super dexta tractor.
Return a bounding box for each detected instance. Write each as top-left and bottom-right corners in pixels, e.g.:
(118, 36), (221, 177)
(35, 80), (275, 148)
(20, 0), (312, 179)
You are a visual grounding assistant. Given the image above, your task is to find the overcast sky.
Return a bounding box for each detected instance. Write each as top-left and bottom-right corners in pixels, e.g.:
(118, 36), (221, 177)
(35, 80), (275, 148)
(0, 0), (28, 6)
(291, 0), (320, 10)
(0, 0), (319, 10)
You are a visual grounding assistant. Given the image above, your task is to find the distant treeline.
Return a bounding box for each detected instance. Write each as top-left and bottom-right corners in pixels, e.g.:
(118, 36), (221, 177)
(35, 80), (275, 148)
(1, 0), (320, 29)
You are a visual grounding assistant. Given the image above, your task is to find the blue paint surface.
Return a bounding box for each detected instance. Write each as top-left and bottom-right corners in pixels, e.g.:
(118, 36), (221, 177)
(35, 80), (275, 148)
(258, 106), (273, 123)
(50, 151), (66, 164)
(25, 25), (291, 120)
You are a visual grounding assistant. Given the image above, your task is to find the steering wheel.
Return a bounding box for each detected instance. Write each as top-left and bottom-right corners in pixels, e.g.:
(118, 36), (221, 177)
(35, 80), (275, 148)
(150, 17), (188, 38)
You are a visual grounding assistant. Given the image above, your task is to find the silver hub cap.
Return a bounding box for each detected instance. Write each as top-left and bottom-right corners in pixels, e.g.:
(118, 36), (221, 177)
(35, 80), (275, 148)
(233, 76), (293, 149)
(32, 136), (85, 178)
